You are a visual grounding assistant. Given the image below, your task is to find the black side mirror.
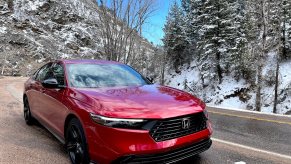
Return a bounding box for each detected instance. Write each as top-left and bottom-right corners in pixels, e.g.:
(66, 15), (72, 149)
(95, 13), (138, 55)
(42, 78), (60, 88)
(147, 77), (154, 84)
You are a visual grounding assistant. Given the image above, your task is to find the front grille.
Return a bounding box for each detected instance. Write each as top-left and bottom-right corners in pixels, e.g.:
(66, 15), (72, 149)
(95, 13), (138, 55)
(150, 112), (207, 142)
(114, 138), (212, 164)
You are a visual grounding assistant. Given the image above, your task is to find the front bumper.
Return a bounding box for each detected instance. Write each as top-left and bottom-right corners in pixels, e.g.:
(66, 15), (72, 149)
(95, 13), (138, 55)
(113, 138), (212, 163)
(85, 121), (212, 164)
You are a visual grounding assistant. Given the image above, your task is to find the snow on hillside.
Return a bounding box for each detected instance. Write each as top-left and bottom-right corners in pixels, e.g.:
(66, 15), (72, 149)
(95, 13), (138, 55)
(276, 61), (291, 114)
(165, 55), (291, 115)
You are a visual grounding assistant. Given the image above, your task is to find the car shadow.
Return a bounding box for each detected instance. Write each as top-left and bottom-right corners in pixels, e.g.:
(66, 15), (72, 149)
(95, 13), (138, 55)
(30, 119), (67, 154)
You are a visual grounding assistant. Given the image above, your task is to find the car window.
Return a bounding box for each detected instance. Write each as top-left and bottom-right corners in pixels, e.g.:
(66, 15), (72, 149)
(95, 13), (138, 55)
(32, 68), (40, 80)
(36, 63), (52, 82)
(52, 63), (65, 86)
(67, 63), (150, 88)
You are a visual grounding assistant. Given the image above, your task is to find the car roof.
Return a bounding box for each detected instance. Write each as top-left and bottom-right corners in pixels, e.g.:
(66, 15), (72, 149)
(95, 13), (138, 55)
(56, 59), (122, 65)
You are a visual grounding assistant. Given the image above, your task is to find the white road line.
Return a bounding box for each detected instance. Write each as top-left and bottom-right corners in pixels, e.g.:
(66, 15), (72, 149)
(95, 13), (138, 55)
(212, 138), (291, 160)
(207, 105), (291, 118)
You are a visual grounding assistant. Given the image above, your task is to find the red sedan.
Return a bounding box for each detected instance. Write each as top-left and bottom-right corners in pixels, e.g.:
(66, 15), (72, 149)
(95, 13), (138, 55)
(23, 59), (212, 164)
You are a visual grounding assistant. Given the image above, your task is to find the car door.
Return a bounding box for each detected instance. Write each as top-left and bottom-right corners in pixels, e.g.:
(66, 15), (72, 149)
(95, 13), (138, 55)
(40, 62), (69, 137)
(27, 63), (52, 119)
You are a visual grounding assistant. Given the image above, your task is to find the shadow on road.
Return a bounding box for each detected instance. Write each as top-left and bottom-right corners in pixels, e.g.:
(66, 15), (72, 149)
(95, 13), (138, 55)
(29, 119), (68, 154)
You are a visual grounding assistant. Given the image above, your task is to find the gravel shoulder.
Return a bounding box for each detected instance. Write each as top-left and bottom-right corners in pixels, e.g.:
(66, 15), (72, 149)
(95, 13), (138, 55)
(0, 77), (69, 164)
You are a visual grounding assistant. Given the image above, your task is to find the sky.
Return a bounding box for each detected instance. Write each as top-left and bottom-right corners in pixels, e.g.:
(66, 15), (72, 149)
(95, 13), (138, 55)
(142, 0), (176, 45)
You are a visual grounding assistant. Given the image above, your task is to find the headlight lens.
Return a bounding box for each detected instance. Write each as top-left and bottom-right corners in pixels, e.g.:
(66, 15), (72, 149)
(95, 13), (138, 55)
(90, 113), (155, 130)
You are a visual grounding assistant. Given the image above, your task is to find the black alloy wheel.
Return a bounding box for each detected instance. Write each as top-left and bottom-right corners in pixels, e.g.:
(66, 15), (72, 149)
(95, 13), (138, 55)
(23, 96), (34, 125)
(66, 118), (90, 164)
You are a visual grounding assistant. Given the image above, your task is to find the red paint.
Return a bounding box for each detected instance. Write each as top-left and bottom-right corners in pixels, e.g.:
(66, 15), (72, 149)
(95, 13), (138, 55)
(24, 59), (212, 163)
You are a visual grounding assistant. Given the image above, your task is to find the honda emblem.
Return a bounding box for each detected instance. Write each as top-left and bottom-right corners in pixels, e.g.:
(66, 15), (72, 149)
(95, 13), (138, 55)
(182, 118), (191, 129)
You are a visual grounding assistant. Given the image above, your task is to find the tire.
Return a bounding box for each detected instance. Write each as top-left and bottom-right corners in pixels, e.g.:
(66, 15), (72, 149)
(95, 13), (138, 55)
(66, 118), (90, 164)
(23, 96), (34, 125)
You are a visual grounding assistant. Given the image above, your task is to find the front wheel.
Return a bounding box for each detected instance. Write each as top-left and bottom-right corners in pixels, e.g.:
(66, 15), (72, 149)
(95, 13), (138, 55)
(23, 96), (34, 125)
(66, 118), (90, 164)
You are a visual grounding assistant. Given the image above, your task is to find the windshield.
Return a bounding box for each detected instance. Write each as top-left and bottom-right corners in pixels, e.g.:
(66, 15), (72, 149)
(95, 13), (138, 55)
(67, 63), (150, 88)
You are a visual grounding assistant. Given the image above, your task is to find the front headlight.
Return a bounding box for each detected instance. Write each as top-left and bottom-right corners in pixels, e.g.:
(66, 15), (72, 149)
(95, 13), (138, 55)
(90, 113), (155, 130)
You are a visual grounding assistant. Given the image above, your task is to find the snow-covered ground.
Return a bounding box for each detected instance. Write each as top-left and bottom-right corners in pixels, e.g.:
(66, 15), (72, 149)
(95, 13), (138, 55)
(276, 60), (291, 114)
(165, 56), (291, 115)
(0, 26), (7, 34)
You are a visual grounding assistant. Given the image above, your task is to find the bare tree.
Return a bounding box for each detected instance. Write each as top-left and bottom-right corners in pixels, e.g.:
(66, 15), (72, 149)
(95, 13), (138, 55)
(96, 0), (156, 64)
(253, 0), (282, 112)
(252, 0), (269, 112)
(250, 0), (267, 112)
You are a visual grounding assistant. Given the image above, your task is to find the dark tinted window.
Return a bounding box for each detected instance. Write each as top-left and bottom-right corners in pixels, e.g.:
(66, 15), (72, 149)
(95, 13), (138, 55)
(67, 64), (149, 88)
(36, 63), (52, 82)
(52, 63), (65, 86)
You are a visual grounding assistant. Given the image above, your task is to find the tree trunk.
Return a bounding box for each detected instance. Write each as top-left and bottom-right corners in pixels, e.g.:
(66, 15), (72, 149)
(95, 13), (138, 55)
(1, 65), (4, 75)
(273, 52), (280, 113)
(274, 1), (284, 113)
(255, 62), (263, 111)
(282, 18), (287, 60)
(256, 0), (267, 112)
(160, 52), (166, 85)
(215, 6), (222, 84)
(216, 51), (223, 84)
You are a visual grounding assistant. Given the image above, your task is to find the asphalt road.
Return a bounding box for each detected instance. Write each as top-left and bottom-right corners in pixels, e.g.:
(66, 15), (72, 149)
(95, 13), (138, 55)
(0, 77), (290, 164)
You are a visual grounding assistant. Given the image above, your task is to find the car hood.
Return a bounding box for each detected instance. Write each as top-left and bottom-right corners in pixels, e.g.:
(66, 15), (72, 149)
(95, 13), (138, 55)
(74, 84), (205, 119)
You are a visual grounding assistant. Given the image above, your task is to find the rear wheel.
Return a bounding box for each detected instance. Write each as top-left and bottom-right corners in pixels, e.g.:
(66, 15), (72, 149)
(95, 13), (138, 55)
(66, 118), (90, 164)
(23, 96), (34, 125)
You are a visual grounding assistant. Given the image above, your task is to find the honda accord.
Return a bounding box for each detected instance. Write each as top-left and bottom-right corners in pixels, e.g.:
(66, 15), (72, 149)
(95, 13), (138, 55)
(23, 59), (212, 164)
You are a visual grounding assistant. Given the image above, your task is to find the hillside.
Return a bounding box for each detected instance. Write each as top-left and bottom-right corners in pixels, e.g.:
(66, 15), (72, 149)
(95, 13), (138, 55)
(162, 0), (291, 114)
(0, 0), (158, 76)
(165, 55), (291, 115)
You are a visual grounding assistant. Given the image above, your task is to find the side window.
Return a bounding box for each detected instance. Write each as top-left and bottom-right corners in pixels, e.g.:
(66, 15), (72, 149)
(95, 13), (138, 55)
(52, 63), (65, 86)
(36, 63), (52, 82)
(32, 69), (40, 80)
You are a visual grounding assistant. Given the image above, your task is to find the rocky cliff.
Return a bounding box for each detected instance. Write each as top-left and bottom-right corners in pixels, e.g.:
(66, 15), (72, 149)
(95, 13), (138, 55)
(0, 0), (156, 76)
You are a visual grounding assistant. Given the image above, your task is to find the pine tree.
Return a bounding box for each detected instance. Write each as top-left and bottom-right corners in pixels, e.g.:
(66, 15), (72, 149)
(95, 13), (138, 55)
(230, 0), (256, 82)
(188, 0), (238, 84)
(181, 0), (191, 14)
(163, 2), (187, 72)
(181, 0), (202, 60)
